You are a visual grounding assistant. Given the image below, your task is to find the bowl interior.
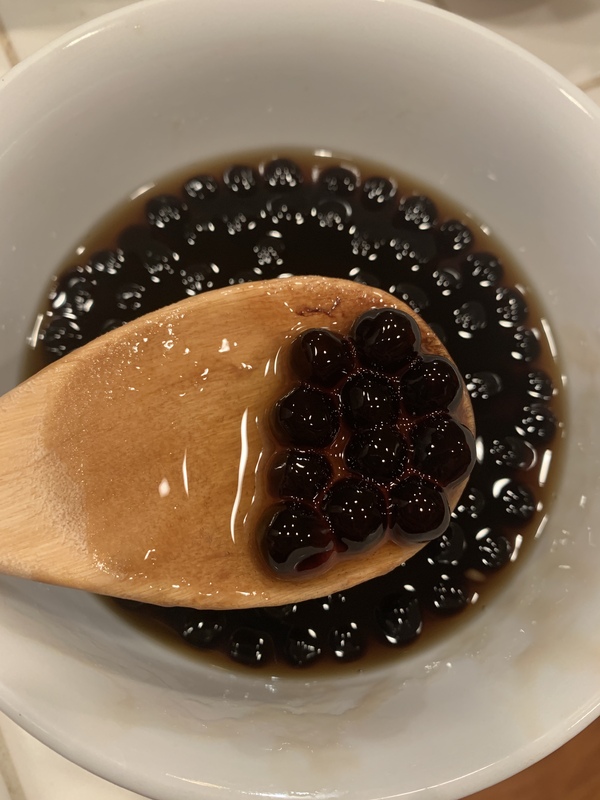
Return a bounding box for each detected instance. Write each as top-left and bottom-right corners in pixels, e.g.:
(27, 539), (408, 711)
(1, 1), (600, 799)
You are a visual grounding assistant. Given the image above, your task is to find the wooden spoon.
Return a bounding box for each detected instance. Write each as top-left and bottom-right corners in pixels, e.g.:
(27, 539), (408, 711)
(0, 276), (474, 609)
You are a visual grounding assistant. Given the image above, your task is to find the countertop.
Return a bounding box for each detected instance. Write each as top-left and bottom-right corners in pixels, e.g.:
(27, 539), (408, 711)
(0, 1), (599, 798)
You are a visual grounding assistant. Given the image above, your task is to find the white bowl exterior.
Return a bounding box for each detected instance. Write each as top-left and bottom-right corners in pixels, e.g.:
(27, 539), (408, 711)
(1, 1), (600, 799)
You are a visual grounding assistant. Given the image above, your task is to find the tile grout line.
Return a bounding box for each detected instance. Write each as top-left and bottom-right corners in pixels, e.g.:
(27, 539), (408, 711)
(0, 14), (19, 68)
(0, 727), (27, 800)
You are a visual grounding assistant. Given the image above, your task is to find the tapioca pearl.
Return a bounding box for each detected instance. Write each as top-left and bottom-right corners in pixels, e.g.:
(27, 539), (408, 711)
(274, 386), (340, 448)
(350, 230), (386, 260)
(361, 177), (396, 209)
(86, 249), (126, 280)
(228, 270), (264, 285)
(389, 283), (430, 314)
(496, 480), (536, 523)
(489, 436), (536, 470)
(352, 307), (420, 373)
(266, 195), (309, 224)
(454, 301), (487, 333)
(375, 588), (422, 645)
(495, 286), (528, 326)
(223, 164), (259, 194)
(452, 486), (486, 522)
(145, 194), (187, 234)
(284, 627), (323, 667)
(464, 252), (504, 288)
(314, 198), (352, 229)
(116, 283), (148, 313)
(342, 371), (399, 430)
(100, 319), (126, 334)
(470, 528), (513, 571)
(400, 356), (461, 415)
(168, 609), (226, 648)
(260, 502), (335, 576)
(269, 450), (332, 502)
(427, 567), (470, 614)
(42, 317), (85, 360)
(228, 628), (271, 666)
(319, 166), (359, 196)
(512, 327), (540, 362)
(396, 195), (438, 230)
(260, 603), (298, 622)
(322, 478), (387, 554)
(388, 229), (438, 266)
(329, 624), (366, 661)
(349, 268), (383, 288)
(345, 427), (408, 483)
(52, 271), (95, 317)
(433, 266), (463, 297)
(464, 371), (503, 401)
(183, 174), (219, 204)
(437, 220), (474, 256)
(223, 212), (259, 237)
(253, 231), (285, 268)
(291, 329), (354, 388)
(389, 476), (450, 544)
(527, 369), (554, 401)
(263, 158), (303, 191)
(411, 415), (475, 487)
(517, 404), (557, 443)
(118, 227), (177, 282)
(179, 266), (212, 296)
(424, 521), (467, 566)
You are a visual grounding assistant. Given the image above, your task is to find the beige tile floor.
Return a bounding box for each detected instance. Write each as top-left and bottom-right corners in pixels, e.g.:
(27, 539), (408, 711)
(0, 1), (599, 798)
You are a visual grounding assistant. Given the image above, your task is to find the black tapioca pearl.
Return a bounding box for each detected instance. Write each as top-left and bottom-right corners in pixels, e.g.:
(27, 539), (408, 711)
(471, 528), (513, 571)
(401, 356), (461, 415)
(411, 415), (475, 486)
(452, 486), (485, 522)
(388, 229), (437, 265)
(342, 371), (399, 430)
(253, 231), (285, 268)
(454, 300), (487, 333)
(284, 627), (323, 667)
(376, 588), (422, 645)
(465, 371), (503, 401)
(427, 567), (470, 614)
(361, 177), (396, 209)
(497, 480), (536, 523)
(224, 212), (259, 237)
(87, 249), (125, 279)
(183, 174), (219, 203)
(179, 266), (211, 296)
(266, 195), (309, 224)
(349, 268), (382, 288)
(352, 307), (420, 373)
(261, 603), (298, 621)
(228, 269), (263, 285)
(42, 316), (85, 359)
(274, 385), (340, 448)
(260, 502), (334, 576)
(424, 521), (466, 566)
(269, 450), (332, 502)
(517, 404), (557, 443)
(350, 230), (386, 260)
(489, 436), (535, 470)
(495, 287), (528, 326)
(291, 329), (354, 387)
(389, 283), (430, 314)
(437, 220), (474, 256)
(527, 369), (554, 401)
(263, 158), (303, 191)
(322, 478), (387, 553)
(223, 164), (259, 194)
(345, 427), (408, 483)
(319, 166), (359, 196)
(52, 271), (95, 317)
(434, 266), (463, 297)
(329, 623), (366, 661)
(118, 227), (177, 282)
(314, 198), (352, 228)
(169, 609), (226, 648)
(464, 252), (504, 288)
(389, 476), (450, 543)
(396, 195), (438, 230)
(146, 194), (187, 234)
(228, 628), (271, 666)
(511, 327), (540, 362)
(101, 319), (126, 334)
(116, 282), (147, 313)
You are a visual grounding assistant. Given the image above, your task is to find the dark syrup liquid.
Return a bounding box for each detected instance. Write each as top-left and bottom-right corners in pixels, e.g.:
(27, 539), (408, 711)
(27, 150), (565, 672)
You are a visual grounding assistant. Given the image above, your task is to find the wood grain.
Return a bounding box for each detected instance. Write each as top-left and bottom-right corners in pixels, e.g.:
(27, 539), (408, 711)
(464, 718), (600, 800)
(0, 276), (474, 609)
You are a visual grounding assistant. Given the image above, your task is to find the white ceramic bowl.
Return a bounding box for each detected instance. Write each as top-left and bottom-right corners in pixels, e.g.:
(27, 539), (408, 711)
(1, 1), (600, 798)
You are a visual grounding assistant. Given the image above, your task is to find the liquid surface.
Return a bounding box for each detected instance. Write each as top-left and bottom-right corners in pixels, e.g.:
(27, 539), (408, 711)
(28, 150), (564, 670)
